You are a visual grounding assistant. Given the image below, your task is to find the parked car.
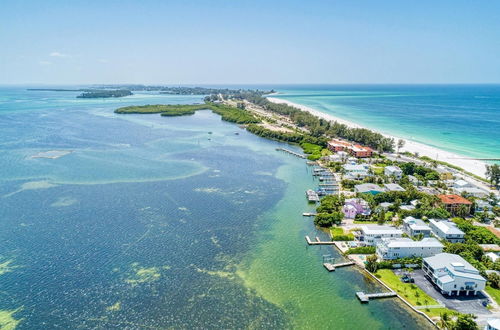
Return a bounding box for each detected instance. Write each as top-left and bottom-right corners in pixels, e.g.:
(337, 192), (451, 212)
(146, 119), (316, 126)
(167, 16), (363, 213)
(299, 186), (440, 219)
(401, 274), (414, 283)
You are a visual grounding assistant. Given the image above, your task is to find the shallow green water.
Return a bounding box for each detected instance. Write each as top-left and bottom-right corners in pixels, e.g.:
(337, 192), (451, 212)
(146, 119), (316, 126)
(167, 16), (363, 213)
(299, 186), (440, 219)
(0, 87), (432, 328)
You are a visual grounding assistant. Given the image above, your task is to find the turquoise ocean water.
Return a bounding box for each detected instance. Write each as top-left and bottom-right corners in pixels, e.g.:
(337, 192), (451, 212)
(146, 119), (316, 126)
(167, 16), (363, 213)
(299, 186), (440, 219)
(270, 85), (500, 163)
(0, 87), (431, 328)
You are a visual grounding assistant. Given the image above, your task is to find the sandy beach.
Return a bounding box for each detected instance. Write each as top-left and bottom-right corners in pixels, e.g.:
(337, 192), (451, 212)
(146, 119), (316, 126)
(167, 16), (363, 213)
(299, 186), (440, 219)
(267, 97), (488, 179)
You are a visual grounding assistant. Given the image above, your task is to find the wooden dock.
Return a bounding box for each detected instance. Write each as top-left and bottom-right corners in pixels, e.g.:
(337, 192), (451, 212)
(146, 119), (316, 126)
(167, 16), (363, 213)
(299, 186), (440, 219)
(276, 148), (306, 159)
(356, 291), (397, 303)
(323, 261), (355, 272)
(305, 236), (336, 245)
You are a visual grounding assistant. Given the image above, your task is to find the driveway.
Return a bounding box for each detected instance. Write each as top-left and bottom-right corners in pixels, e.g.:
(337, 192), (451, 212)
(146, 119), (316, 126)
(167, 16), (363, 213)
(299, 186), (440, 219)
(394, 269), (492, 315)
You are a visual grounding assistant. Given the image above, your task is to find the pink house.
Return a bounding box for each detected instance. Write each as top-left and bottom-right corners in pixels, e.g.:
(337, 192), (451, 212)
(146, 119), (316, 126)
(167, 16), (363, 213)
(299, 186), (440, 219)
(342, 198), (371, 219)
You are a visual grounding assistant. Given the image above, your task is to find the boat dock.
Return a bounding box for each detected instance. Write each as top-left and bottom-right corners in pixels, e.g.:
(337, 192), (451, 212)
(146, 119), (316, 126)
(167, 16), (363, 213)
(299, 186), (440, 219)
(356, 291), (397, 303)
(302, 212), (317, 217)
(306, 190), (320, 202)
(323, 261), (355, 272)
(276, 148), (306, 159)
(305, 236), (336, 245)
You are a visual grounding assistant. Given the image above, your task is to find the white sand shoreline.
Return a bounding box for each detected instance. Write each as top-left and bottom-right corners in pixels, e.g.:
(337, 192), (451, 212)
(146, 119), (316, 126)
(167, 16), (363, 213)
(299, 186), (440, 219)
(266, 96), (488, 179)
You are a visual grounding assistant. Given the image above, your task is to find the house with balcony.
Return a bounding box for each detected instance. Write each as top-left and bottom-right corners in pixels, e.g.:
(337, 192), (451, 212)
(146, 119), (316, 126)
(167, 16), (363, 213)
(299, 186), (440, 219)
(343, 164), (370, 180)
(358, 225), (403, 246)
(402, 217), (432, 237)
(438, 194), (472, 215)
(384, 166), (403, 179)
(422, 253), (486, 296)
(376, 237), (443, 260)
(342, 198), (371, 219)
(429, 219), (465, 243)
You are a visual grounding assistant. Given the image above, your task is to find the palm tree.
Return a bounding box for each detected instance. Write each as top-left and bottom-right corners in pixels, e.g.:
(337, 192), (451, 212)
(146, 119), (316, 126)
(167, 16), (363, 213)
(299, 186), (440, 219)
(437, 312), (452, 329)
(456, 204), (469, 218)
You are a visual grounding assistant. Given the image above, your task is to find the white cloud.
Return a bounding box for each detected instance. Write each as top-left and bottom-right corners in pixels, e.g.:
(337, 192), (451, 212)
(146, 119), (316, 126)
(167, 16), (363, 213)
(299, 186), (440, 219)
(39, 61), (52, 65)
(50, 52), (69, 58)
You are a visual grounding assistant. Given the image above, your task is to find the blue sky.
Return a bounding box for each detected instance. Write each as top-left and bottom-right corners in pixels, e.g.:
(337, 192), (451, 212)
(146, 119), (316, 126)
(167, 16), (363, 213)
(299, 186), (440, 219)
(1, 0), (500, 84)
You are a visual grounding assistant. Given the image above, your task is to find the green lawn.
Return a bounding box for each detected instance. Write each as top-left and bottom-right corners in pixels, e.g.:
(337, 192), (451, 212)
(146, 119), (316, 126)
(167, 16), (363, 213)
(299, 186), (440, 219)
(422, 307), (457, 318)
(331, 227), (344, 235)
(330, 227), (354, 241)
(486, 285), (500, 305)
(372, 167), (385, 175)
(375, 269), (438, 306)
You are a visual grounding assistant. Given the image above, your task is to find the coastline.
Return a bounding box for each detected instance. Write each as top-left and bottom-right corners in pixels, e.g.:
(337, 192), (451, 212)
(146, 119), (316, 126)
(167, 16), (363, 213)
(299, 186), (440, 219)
(267, 96), (488, 179)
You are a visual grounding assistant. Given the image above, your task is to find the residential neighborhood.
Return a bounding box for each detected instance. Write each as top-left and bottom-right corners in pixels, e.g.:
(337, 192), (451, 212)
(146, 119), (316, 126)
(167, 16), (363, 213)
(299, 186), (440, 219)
(302, 138), (500, 328)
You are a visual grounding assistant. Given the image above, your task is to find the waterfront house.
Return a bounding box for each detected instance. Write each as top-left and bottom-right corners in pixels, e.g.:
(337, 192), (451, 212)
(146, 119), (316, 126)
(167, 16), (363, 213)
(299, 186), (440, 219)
(350, 144), (373, 158)
(342, 198), (371, 219)
(326, 151), (349, 163)
(384, 183), (405, 192)
(438, 194), (472, 215)
(422, 253), (486, 296)
(402, 217), (432, 237)
(354, 183), (385, 195)
(327, 139), (351, 152)
(384, 166), (403, 179)
(358, 225), (403, 246)
(327, 139), (373, 158)
(343, 164), (370, 180)
(376, 237), (443, 260)
(429, 219), (465, 243)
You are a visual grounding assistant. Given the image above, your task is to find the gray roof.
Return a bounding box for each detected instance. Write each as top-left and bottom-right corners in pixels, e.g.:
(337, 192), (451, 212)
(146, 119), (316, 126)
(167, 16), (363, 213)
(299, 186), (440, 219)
(383, 237), (442, 248)
(429, 219), (464, 236)
(424, 253), (486, 282)
(361, 225), (403, 235)
(403, 217), (431, 231)
(355, 183), (385, 193)
(384, 183), (405, 192)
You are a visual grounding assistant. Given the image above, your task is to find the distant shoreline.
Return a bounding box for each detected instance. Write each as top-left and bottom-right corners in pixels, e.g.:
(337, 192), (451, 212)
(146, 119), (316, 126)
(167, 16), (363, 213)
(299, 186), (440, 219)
(267, 96), (488, 179)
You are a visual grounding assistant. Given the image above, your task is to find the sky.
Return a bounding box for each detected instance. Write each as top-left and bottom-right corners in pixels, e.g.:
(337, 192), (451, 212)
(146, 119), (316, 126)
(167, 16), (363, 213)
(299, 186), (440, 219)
(1, 0), (500, 85)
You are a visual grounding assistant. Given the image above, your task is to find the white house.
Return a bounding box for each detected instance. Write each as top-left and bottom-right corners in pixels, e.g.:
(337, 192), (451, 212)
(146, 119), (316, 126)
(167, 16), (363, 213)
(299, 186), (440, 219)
(423, 253), (486, 296)
(486, 252), (499, 263)
(343, 164), (370, 180)
(486, 319), (500, 330)
(454, 187), (489, 199)
(429, 219), (465, 243)
(453, 179), (473, 189)
(402, 217), (432, 237)
(359, 225), (403, 246)
(384, 166), (403, 179)
(384, 183), (405, 192)
(376, 237), (443, 260)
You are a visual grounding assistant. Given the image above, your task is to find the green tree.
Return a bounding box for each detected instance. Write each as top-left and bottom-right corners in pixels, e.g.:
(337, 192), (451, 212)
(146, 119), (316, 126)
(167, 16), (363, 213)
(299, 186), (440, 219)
(453, 314), (478, 330)
(366, 254), (378, 273)
(488, 272), (500, 289)
(486, 164), (500, 189)
(397, 139), (405, 154)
